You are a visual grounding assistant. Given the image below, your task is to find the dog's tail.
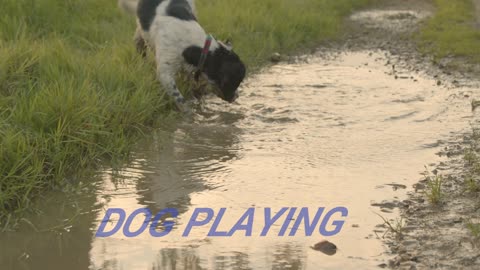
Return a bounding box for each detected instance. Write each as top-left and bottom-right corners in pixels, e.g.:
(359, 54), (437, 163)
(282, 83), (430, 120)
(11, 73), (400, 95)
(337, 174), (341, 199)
(118, 0), (138, 15)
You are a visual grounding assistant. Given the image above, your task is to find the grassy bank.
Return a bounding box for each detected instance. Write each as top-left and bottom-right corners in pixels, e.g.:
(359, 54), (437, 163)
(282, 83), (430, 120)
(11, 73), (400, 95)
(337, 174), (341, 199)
(419, 0), (480, 64)
(0, 0), (371, 225)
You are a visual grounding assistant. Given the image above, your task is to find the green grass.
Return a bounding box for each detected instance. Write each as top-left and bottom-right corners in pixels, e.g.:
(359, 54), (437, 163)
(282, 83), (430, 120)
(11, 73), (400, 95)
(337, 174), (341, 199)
(419, 0), (480, 64)
(465, 176), (480, 193)
(197, 0), (373, 69)
(422, 169), (443, 205)
(464, 128), (480, 193)
(375, 213), (405, 239)
(466, 221), (480, 238)
(0, 0), (372, 225)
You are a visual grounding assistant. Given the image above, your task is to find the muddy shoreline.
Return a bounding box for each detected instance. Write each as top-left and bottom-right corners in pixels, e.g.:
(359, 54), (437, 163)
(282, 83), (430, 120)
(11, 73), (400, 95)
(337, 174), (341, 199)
(322, 0), (480, 269)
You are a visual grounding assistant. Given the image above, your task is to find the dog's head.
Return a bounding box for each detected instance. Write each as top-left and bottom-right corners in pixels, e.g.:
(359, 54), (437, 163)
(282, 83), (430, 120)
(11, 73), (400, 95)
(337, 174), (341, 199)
(183, 42), (246, 103)
(207, 44), (246, 103)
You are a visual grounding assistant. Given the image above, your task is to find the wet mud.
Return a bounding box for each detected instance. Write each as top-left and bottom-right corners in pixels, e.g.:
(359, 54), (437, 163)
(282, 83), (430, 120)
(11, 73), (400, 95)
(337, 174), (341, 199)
(343, 1), (480, 269)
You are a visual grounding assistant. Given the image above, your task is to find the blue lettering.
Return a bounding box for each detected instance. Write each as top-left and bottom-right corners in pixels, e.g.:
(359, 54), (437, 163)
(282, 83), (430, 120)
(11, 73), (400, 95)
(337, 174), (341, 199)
(320, 207), (348, 236)
(289, 207), (325, 236)
(183, 208), (214, 237)
(228, 208), (255, 236)
(208, 208), (229, 237)
(261, 207), (289, 236)
(123, 208), (152, 237)
(96, 208), (126, 237)
(150, 208), (178, 237)
(279, 208), (297, 236)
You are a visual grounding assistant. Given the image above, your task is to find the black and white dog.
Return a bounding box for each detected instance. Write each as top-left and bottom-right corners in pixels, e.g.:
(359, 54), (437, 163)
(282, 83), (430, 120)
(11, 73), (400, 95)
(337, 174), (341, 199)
(118, 0), (246, 112)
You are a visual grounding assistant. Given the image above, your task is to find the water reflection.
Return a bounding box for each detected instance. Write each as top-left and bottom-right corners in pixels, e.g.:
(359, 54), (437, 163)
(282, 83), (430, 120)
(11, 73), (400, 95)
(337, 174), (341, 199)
(0, 186), (98, 270)
(150, 243), (306, 270)
(0, 50), (474, 270)
(135, 115), (243, 217)
(90, 114), (246, 270)
(88, 50), (473, 270)
(153, 248), (203, 270)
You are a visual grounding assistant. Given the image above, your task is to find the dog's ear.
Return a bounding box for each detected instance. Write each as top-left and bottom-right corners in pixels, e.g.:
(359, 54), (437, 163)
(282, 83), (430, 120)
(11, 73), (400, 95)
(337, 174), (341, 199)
(182, 46), (202, 66)
(221, 73), (230, 89)
(225, 39), (232, 47)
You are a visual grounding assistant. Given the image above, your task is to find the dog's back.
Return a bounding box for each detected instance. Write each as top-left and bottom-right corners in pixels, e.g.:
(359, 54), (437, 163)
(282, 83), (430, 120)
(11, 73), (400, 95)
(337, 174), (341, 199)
(137, 0), (197, 31)
(118, 0), (196, 19)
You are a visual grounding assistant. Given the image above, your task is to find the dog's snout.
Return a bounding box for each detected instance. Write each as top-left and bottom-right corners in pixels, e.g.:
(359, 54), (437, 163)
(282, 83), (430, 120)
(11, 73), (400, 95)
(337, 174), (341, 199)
(229, 91), (239, 103)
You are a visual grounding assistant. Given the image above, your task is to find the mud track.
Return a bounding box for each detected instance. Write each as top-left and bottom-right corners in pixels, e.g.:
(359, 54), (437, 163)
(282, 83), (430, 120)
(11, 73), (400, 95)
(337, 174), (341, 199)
(332, 0), (480, 269)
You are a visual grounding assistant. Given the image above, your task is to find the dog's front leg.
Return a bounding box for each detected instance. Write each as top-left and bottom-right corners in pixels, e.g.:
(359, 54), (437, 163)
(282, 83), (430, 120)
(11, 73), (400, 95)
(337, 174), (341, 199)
(134, 25), (147, 58)
(157, 64), (191, 113)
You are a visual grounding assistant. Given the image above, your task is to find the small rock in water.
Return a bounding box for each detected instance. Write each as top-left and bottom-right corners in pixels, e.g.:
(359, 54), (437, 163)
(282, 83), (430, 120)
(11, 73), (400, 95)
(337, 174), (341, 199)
(270, 52), (282, 63)
(472, 100), (480, 111)
(311, 240), (337, 256)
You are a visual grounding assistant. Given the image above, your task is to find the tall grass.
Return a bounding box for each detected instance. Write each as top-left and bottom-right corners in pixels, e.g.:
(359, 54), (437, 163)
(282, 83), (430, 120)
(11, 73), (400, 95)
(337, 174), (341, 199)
(198, 0), (373, 68)
(419, 0), (480, 64)
(0, 0), (371, 223)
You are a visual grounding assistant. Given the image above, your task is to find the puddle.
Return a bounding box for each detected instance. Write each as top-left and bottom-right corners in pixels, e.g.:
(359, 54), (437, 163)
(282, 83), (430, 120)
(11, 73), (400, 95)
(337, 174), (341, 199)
(0, 51), (474, 270)
(350, 10), (431, 32)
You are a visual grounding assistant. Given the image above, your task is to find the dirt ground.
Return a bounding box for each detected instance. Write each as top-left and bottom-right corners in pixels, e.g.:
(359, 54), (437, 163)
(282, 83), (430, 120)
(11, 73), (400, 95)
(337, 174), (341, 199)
(327, 0), (480, 269)
(329, 0), (480, 84)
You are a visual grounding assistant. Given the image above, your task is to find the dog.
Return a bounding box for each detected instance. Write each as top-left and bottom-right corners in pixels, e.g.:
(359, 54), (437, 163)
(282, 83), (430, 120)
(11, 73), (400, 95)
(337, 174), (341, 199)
(118, 0), (246, 112)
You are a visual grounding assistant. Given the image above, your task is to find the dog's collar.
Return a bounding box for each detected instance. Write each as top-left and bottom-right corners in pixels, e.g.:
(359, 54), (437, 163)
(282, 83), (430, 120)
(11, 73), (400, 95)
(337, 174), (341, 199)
(194, 34), (213, 81)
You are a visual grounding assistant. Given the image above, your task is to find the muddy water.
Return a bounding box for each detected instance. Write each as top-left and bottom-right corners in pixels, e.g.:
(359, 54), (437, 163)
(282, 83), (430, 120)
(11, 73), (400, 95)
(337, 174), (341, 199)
(0, 51), (474, 270)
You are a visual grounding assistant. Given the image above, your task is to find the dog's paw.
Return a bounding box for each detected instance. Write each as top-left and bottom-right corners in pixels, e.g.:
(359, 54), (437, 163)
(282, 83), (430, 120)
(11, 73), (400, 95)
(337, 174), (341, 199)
(175, 100), (193, 115)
